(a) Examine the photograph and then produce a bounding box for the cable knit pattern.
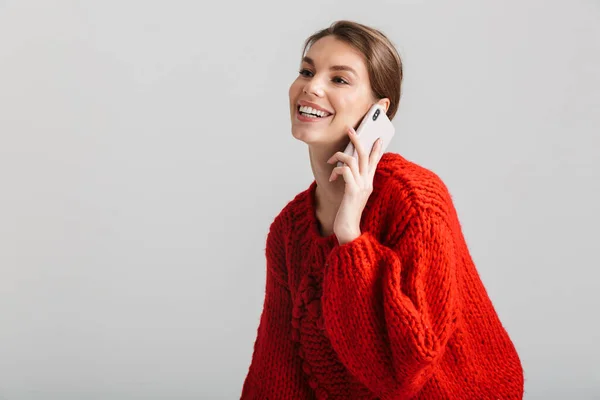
[241,152,525,399]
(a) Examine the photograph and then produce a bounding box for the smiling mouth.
[296,106,334,119]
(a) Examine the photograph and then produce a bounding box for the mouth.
[296,105,334,122]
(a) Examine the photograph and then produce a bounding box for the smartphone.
[337,103,395,168]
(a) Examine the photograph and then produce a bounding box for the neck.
[308,142,347,211]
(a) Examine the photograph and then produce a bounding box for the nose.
[303,79,325,97]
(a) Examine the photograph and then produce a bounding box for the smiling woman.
[241,20,525,400]
[288,28,401,151]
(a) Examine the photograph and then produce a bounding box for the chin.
[291,126,322,143]
[294,133,339,149]
[291,127,314,143]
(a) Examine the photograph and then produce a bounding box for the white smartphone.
[337,103,395,168]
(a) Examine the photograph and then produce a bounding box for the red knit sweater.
[241,152,524,399]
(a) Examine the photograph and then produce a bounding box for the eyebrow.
[302,56,358,77]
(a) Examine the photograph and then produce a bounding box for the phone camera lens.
[373,109,380,121]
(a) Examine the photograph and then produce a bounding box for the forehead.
[304,36,367,74]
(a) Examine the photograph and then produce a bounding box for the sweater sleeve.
[241,218,314,399]
[321,208,461,399]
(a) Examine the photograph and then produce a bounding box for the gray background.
[1,0,599,399]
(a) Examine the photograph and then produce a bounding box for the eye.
[298,69,349,85]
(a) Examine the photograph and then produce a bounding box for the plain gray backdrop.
[1,0,599,399]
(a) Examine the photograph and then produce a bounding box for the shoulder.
[267,187,306,235]
[264,187,311,286]
[265,184,311,254]
[379,152,455,216]
[263,206,291,287]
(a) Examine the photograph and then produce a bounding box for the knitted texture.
[241,152,524,399]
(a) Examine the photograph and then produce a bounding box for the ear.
[377,98,390,113]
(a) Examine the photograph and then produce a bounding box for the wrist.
[336,229,361,245]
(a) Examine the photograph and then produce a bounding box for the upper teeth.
[299,105,331,117]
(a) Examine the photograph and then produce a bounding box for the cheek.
[331,98,369,130]
[347,92,371,113]
[332,98,360,120]
[289,80,302,99]
[332,91,359,112]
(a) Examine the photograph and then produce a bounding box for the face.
[289,35,388,145]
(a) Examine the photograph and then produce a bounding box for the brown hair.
[301,20,403,120]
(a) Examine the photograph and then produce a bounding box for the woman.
[241,20,524,399]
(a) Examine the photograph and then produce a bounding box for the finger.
[341,164,356,187]
[329,165,343,182]
[348,127,368,174]
[329,165,356,186]
[369,138,383,172]
[328,151,359,179]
